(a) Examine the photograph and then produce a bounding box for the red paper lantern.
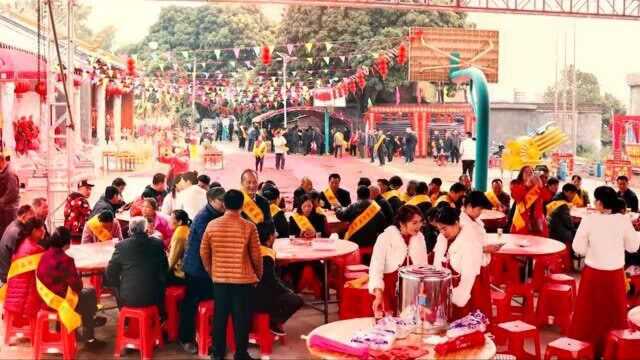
[356,70,366,90]
[397,43,407,65]
[127,57,137,76]
[348,79,357,94]
[261,46,271,65]
[35,82,47,98]
[14,81,31,97]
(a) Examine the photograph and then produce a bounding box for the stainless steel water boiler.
[397,265,452,334]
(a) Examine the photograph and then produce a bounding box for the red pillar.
[423,112,430,158]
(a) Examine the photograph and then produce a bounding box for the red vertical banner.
[423,112,430,157]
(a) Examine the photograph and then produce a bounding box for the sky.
[84,0,640,105]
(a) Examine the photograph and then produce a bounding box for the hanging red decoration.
[397,43,407,65]
[356,70,366,90]
[348,79,357,94]
[376,56,389,79]
[127,57,137,76]
[14,81,31,97]
[35,82,47,98]
[261,45,271,65]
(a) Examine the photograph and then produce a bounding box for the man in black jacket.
[293,177,314,210]
[378,178,403,214]
[141,173,167,207]
[369,185,394,227]
[336,186,386,248]
[547,183,578,253]
[617,175,639,212]
[319,173,352,210]
[240,169,275,244]
[105,217,168,316]
[91,186,122,218]
[261,186,289,239]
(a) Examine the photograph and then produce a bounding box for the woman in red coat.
[509,165,548,236]
[4,218,46,318]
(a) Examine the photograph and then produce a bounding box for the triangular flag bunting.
[182,51,189,59]
[323,69,329,74]
[214,49,221,59]
[287,44,294,55]
[229,61,236,68]
[268,45,275,54]
[233,48,240,59]
[253,47,261,57]
[201,62,206,69]
[368,98,374,108]
[245,61,251,68]
[203,72,209,79]
[305,43,313,53]
[292,71,297,77]
[306,58,313,64]
[323,57,330,65]
[340,56,346,63]
[325,42,333,52]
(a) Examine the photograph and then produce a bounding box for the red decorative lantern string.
[127,57,137,76]
[261,45,271,65]
[397,43,407,65]
[35,82,47,99]
[14,81,31,98]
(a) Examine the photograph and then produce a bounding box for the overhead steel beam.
[191,0,640,20]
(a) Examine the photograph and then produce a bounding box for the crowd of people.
[1,136,640,358]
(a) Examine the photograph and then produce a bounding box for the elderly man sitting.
[105,216,168,316]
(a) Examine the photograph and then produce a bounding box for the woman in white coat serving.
[432,204,492,320]
[370,205,428,317]
[569,186,640,357]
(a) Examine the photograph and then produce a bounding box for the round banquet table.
[628,306,640,330]
[274,238,358,323]
[305,317,496,360]
[479,209,507,233]
[487,233,566,257]
[66,240,116,272]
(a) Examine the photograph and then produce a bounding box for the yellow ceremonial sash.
[260,245,276,260]
[323,188,340,208]
[86,215,113,242]
[436,194,453,206]
[315,207,325,215]
[345,202,381,240]
[382,190,400,201]
[400,193,411,202]
[242,192,264,224]
[269,204,282,218]
[36,278,81,332]
[512,185,541,232]
[291,213,316,233]
[0,252,44,300]
[429,192,442,204]
[485,190,502,210]
[546,200,570,219]
[405,195,431,207]
[572,192,585,208]
[373,135,386,152]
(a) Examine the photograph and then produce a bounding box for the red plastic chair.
[546,273,577,298]
[297,265,322,298]
[536,284,574,334]
[227,313,285,358]
[604,329,640,360]
[3,310,35,345]
[114,306,163,359]
[339,285,374,320]
[164,285,186,342]
[504,282,536,323]
[544,337,593,360]
[491,289,510,325]
[489,255,522,286]
[494,320,542,360]
[532,254,565,291]
[33,310,77,360]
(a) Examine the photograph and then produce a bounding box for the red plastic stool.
[227,313,284,357]
[536,284,574,334]
[89,272,111,299]
[604,329,640,360]
[490,255,522,286]
[195,300,238,358]
[532,254,564,291]
[547,273,577,298]
[344,271,368,280]
[3,310,35,345]
[297,264,322,298]
[33,310,77,360]
[114,306,163,359]
[345,264,369,272]
[504,282,536,323]
[494,320,542,360]
[164,285,186,342]
[491,289,510,324]
[339,285,374,320]
[544,337,593,360]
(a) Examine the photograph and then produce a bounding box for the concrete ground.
[2,140,615,359]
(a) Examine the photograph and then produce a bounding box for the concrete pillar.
[627,73,640,115]
[80,80,91,143]
[0,82,16,150]
[113,95,122,143]
[73,86,81,147]
[96,83,106,145]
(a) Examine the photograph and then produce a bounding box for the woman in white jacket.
[369,205,428,317]
[432,206,491,320]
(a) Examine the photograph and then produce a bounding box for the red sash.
[449,265,492,321]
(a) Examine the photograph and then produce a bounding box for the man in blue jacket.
[178,186,226,354]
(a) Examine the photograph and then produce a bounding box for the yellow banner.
[0,252,43,300]
[323,188,340,208]
[345,202,381,240]
[291,213,316,233]
[382,190,400,201]
[269,204,282,218]
[242,192,264,224]
[485,190,501,210]
[36,278,81,332]
[86,215,113,242]
[405,195,430,207]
